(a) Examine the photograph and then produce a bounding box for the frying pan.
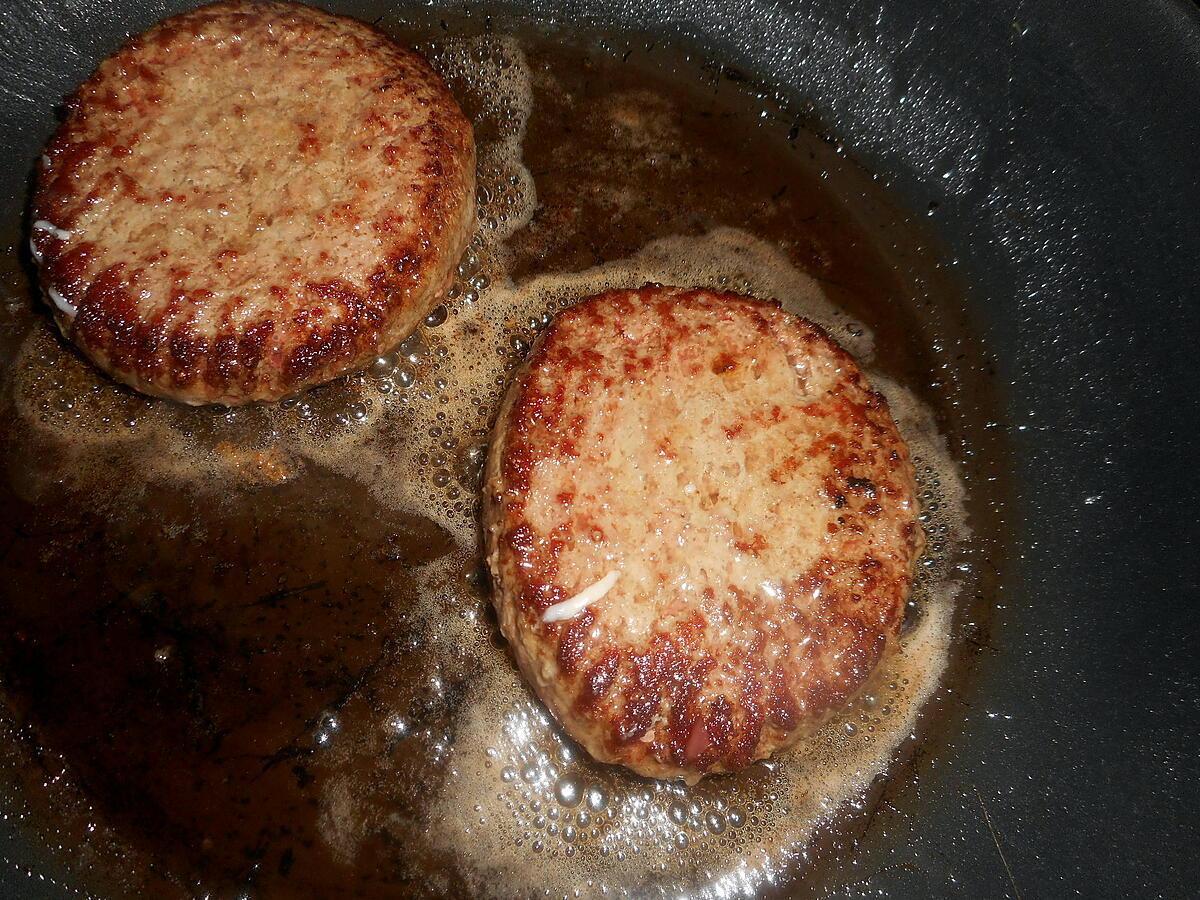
[0,0,1197,896]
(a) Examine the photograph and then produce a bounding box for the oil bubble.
[553,775,582,808]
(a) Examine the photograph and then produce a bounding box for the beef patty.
[30,0,475,405]
[485,287,924,781]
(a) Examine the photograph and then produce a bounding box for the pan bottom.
[0,17,1002,898]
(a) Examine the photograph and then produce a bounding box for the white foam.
[426,36,538,246]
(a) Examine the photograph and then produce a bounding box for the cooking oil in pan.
[0,20,1001,899]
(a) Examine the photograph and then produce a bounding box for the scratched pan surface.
[0,0,1198,898]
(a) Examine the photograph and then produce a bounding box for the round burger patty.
[30,0,475,404]
[485,287,924,781]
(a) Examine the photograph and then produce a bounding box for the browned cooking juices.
[0,16,1007,899]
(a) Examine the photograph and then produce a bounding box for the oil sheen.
[0,20,997,900]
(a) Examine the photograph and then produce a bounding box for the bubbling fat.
[416,377,965,900]
[6,35,968,897]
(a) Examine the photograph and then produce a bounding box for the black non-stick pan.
[0,0,1197,897]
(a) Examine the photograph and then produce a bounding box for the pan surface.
[0,0,1197,897]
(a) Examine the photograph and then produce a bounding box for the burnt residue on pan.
[0,13,1010,900]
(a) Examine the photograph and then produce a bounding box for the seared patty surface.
[31,0,475,404]
[485,287,923,781]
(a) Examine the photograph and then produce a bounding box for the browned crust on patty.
[484,287,924,782]
[31,0,475,404]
